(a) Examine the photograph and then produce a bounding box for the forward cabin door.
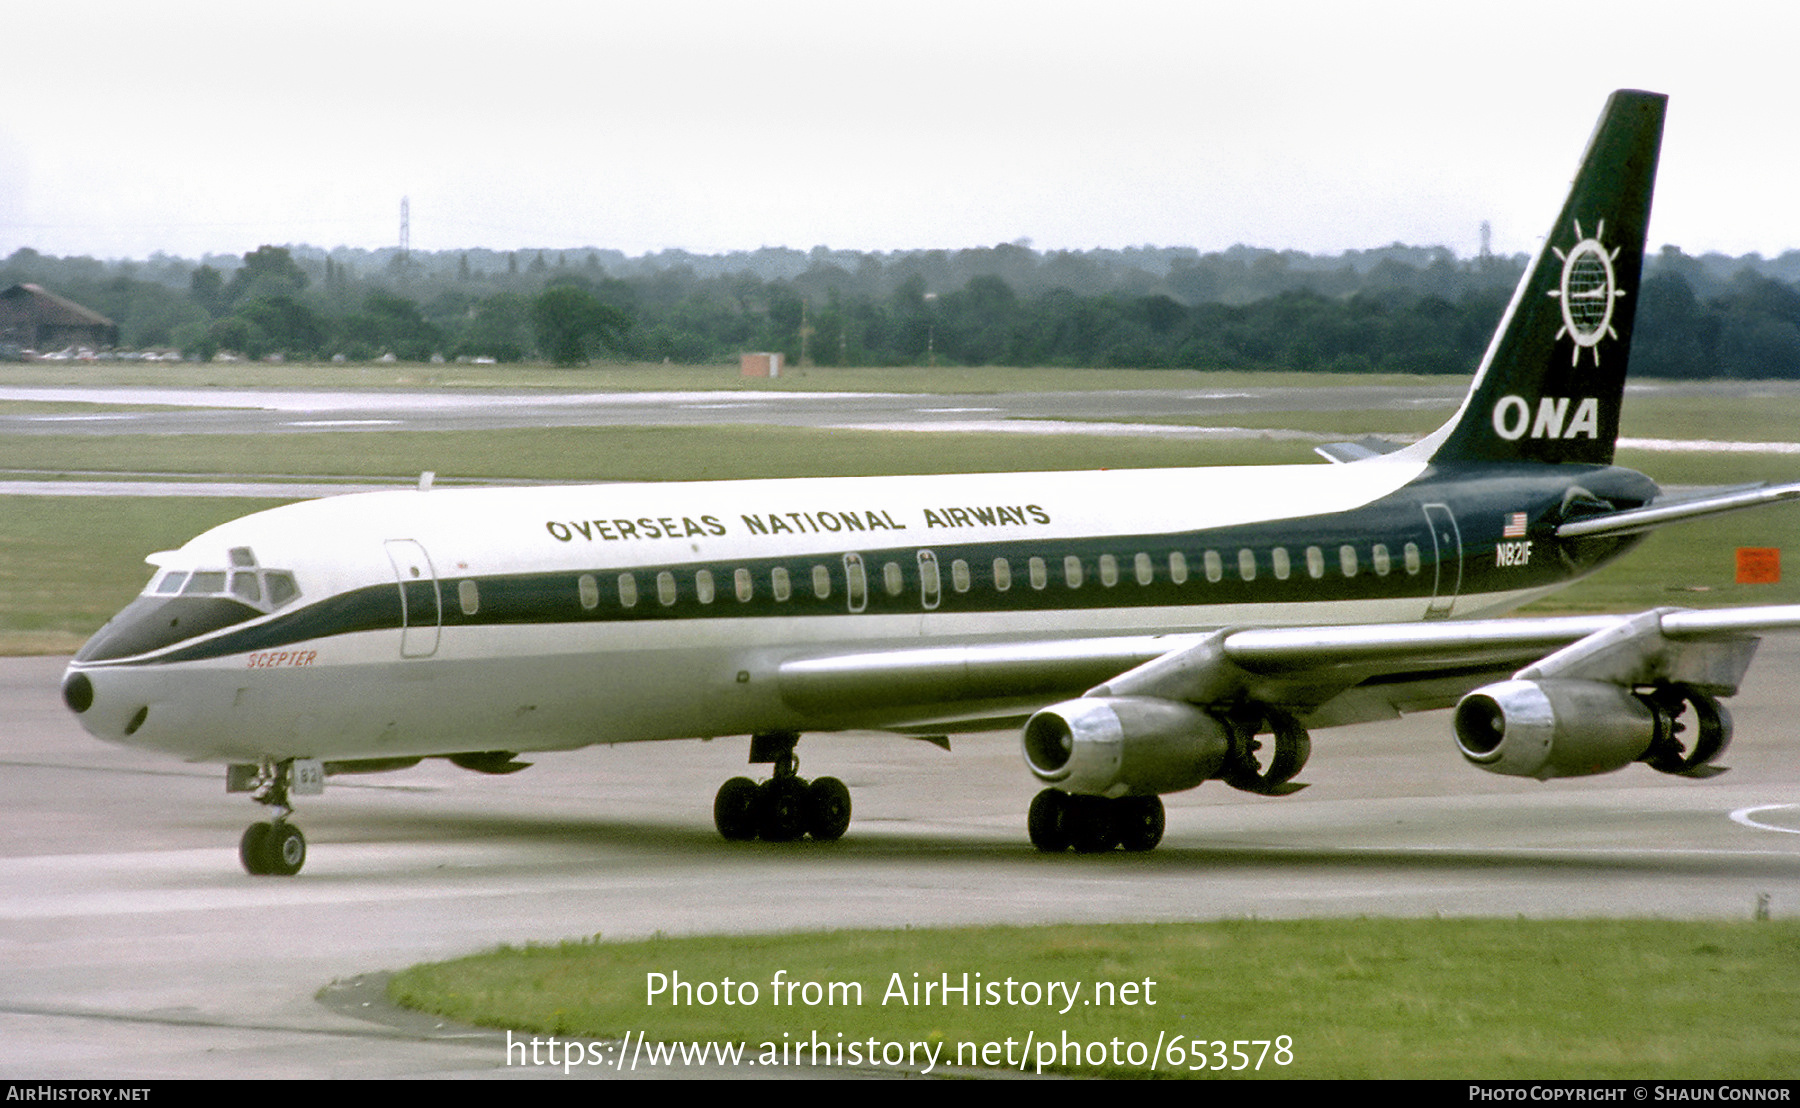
[384,539,442,658]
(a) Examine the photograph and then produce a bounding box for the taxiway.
[2,639,1797,1078]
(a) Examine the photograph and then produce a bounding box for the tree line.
[5,240,1800,378]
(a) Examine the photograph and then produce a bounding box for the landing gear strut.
[713,731,852,843]
[234,758,310,876]
[1028,789,1164,853]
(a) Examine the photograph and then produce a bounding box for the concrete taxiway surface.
[3,380,1793,442]
[0,383,1469,438]
[3,641,1799,1078]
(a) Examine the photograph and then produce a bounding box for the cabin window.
[1271,547,1291,580]
[1339,545,1359,578]
[618,573,639,608]
[458,579,480,615]
[578,574,599,610]
[993,557,1012,592]
[918,550,941,609]
[844,554,867,612]
[1306,546,1325,579]
[882,561,904,597]
[1169,551,1188,584]
[951,559,971,593]
[1238,549,1256,582]
[656,571,677,607]
[1404,542,1422,575]
[812,564,831,599]
[1063,555,1083,588]
[734,567,753,602]
[1134,552,1153,585]
[772,566,792,601]
[695,569,716,604]
[1028,557,1048,590]
[1203,550,1223,584]
[1099,554,1118,587]
[1373,544,1392,576]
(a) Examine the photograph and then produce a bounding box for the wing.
[776,604,1800,734]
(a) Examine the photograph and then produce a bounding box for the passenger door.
[384,539,442,658]
[1422,503,1462,620]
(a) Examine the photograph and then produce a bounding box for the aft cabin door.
[384,539,442,658]
[1422,503,1462,620]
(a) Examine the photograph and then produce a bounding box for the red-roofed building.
[0,283,119,351]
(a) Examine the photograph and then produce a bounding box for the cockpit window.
[145,548,301,615]
[82,548,306,663]
[183,571,227,595]
[265,571,300,608]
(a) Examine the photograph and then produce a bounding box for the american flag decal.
[1502,512,1528,538]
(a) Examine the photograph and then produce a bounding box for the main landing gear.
[1028,789,1165,854]
[713,731,851,844]
[229,758,314,876]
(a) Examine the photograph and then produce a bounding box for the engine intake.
[1022,696,1231,797]
[1452,678,1733,780]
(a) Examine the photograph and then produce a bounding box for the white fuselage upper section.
[186,459,1431,586]
[72,457,1515,764]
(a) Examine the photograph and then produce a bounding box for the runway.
[3,640,1799,1078]
[0,383,1467,438]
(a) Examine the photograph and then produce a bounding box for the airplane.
[59,89,1800,875]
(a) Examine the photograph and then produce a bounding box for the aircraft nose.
[62,669,94,714]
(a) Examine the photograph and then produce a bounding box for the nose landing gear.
[229,758,316,875]
[240,819,306,876]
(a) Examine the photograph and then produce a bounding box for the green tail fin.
[1415,90,1666,466]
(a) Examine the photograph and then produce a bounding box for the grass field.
[386,918,1800,1079]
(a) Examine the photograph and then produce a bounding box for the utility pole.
[799,299,812,368]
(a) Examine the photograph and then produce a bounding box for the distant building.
[0,284,119,351]
[740,351,782,378]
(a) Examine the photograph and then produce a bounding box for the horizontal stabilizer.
[1556,480,1800,539]
[1314,437,1409,463]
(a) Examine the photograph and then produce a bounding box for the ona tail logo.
[1491,394,1601,441]
[1547,217,1627,367]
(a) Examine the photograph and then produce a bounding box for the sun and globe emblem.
[1547,217,1627,367]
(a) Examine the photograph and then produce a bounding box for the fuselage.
[62,456,1654,765]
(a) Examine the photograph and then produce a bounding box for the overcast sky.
[5,0,1797,263]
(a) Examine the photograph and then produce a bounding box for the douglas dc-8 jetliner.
[61,90,1800,874]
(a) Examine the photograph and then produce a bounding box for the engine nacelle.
[1453,678,1663,780]
[1022,696,1231,797]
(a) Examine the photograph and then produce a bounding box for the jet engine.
[1021,696,1232,797]
[1452,679,1731,779]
